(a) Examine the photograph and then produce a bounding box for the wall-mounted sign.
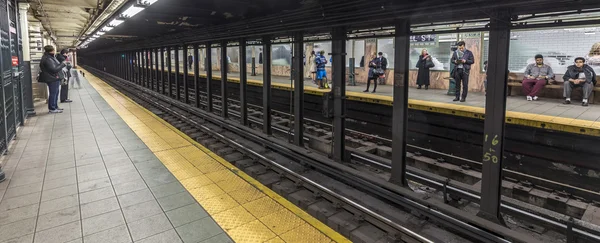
[410,34,438,47]
[11,56,18,66]
[459,32,482,39]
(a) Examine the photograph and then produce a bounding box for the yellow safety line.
[83,68,351,243]
[149,67,600,136]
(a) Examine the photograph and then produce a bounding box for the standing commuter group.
[38,45,80,113]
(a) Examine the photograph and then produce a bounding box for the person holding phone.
[563,57,597,106]
[451,41,475,102]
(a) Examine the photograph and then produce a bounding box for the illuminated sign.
[410,34,438,47]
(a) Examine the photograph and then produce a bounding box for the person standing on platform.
[364,53,384,93]
[522,54,554,101]
[563,57,597,106]
[416,49,434,90]
[377,52,388,85]
[483,60,488,95]
[188,52,193,69]
[39,45,66,113]
[307,51,316,83]
[56,49,73,103]
[315,50,328,89]
[451,41,474,102]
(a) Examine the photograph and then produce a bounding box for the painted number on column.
[483,134,499,164]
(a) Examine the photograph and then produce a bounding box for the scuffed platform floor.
[0,69,346,243]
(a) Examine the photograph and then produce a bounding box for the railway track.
[85,66,600,243]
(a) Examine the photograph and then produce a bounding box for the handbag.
[373,68,385,76]
[425,58,435,68]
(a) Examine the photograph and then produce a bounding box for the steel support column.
[331,27,346,162]
[175,46,180,100]
[206,43,213,112]
[193,44,200,108]
[239,38,248,126]
[167,47,172,97]
[220,42,228,118]
[138,51,143,85]
[262,36,272,135]
[125,52,128,81]
[390,19,411,186]
[142,50,147,87]
[154,48,159,91]
[160,48,165,94]
[146,49,150,87]
[136,51,141,84]
[293,32,304,146]
[149,49,153,89]
[183,45,189,104]
[477,9,511,225]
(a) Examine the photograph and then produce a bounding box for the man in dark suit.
[451,41,475,102]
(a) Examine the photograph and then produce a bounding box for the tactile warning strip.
[84,70,350,243]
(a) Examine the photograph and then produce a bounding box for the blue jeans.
[47,80,60,110]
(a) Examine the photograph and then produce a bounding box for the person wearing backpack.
[39,45,67,113]
[56,49,73,103]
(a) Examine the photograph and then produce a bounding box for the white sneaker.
[583,98,588,103]
[526,96,532,101]
[533,96,539,101]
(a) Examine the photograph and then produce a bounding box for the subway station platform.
[192,70,600,136]
[0,70,347,243]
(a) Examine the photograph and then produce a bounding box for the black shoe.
[453,97,460,102]
[425,86,429,90]
[583,102,589,107]
[363,90,369,92]
[417,86,422,89]
[371,90,376,93]
[61,99,73,103]
[564,100,571,104]
[460,99,466,102]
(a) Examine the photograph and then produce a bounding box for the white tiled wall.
[507,29,600,74]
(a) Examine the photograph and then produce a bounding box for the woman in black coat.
[416,49,433,90]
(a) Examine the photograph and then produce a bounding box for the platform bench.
[507,80,600,104]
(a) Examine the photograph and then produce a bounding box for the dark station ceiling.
[85,0,306,49]
[80,0,600,54]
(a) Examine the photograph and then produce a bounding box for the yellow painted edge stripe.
[85,68,351,243]
[148,67,600,136]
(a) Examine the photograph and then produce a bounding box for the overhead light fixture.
[97,31,105,35]
[584,31,596,35]
[109,18,125,27]
[102,26,114,32]
[143,0,159,5]
[93,34,100,38]
[122,5,144,18]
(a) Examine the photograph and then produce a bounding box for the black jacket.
[563,64,597,85]
[451,49,475,71]
[39,53,66,83]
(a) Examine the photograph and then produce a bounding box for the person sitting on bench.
[563,57,597,106]
[522,54,554,101]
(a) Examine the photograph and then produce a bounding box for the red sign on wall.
[11,56,18,66]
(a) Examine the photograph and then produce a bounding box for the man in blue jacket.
[315,50,328,89]
[451,41,475,102]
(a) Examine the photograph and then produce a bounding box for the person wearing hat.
[39,45,67,113]
[522,54,554,101]
[56,49,73,103]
